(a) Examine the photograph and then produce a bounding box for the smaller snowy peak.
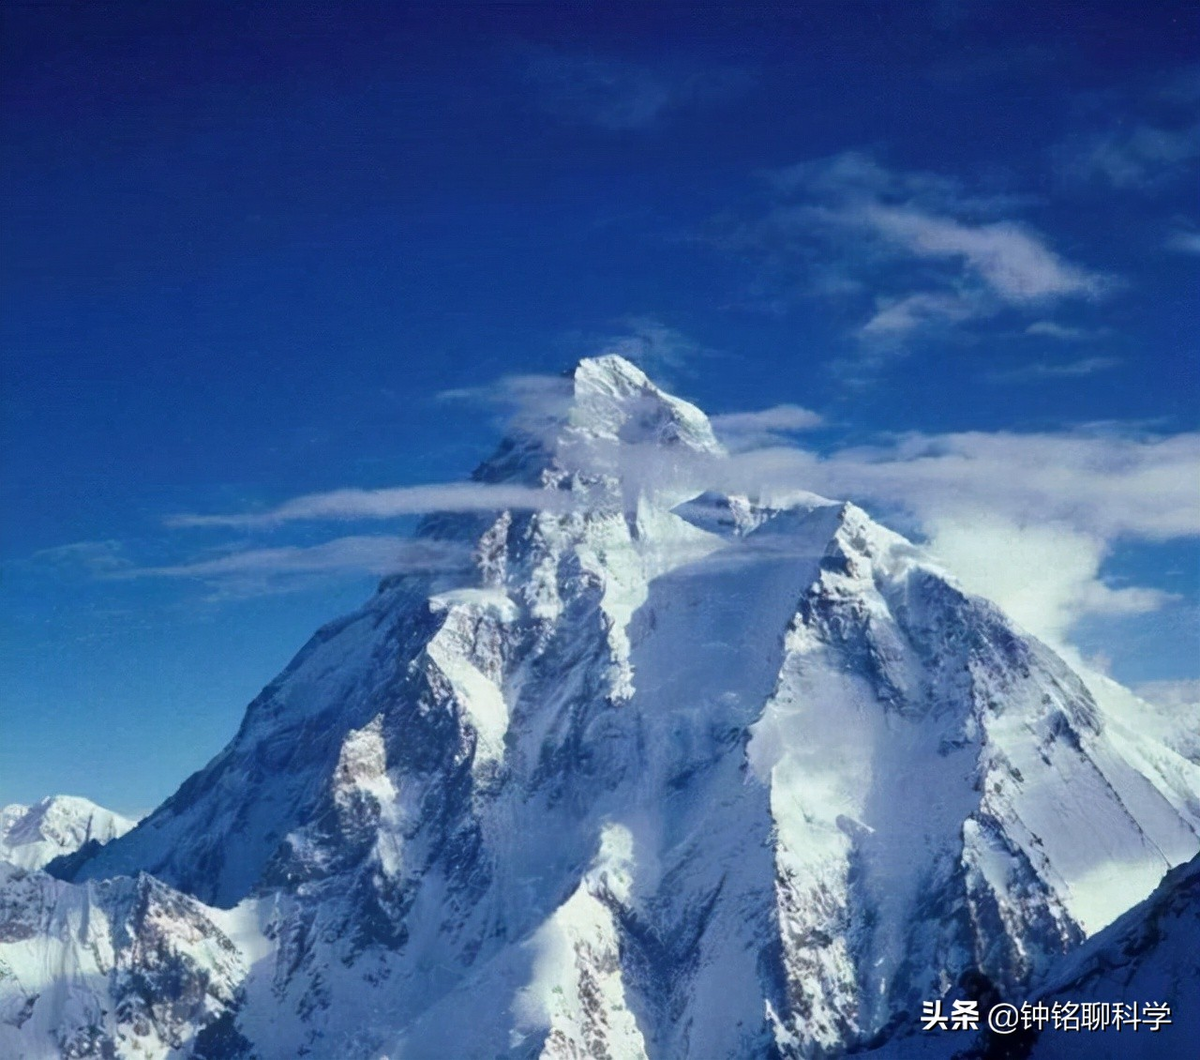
[825,500,917,561]
[569,355,722,454]
[0,795,135,871]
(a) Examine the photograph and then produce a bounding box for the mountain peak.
[17,360,1199,1060]
[0,794,135,871]
[471,354,721,497]
[574,352,650,387]
[569,354,721,453]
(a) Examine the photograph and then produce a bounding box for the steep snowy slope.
[1027,852,1199,1059]
[27,356,1198,1058]
[864,853,1200,1059]
[1,797,135,871]
[48,574,453,909]
[0,862,254,1058]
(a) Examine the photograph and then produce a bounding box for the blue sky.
[2,1,1197,815]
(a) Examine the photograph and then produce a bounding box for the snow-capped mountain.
[5,356,1197,1058]
[0,797,135,872]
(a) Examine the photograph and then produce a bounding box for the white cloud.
[32,539,131,573]
[710,404,823,435]
[1025,321,1093,341]
[1129,676,1200,763]
[183,419,1196,613]
[441,320,708,428]
[800,430,1200,541]
[588,420,1193,649]
[437,372,574,435]
[157,363,1197,648]
[923,516,1173,646]
[437,373,571,407]
[594,316,710,373]
[1056,122,1200,190]
[992,356,1121,382]
[856,205,1106,303]
[581,424,1200,548]
[168,481,573,529]
[765,150,1025,214]
[1166,229,1200,255]
[181,323,708,532]
[1052,66,1200,194]
[735,151,1108,355]
[860,291,980,337]
[125,536,468,579]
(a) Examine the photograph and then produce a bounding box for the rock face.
[6,356,1197,1058]
[0,798,135,874]
[0,863,249,1059]
[860,853,1200,1059]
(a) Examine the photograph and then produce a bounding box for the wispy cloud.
[168,482,573,529]
[919,515,1176,646]
[1053,64,1200,193]
[439,319,710,432]
[991,356,1121,383]
[191,323,715,532]
[31,539,131,573]
[1055,122,1200,191]
[1129,677,1200,762]
[589,316,713,375]
[855,205,1106,302]
[569,418,1190,647]
[711,404,823,435]
[725,151,1108,363]
[521,49,748,131]
[115,536,471,598]
[1134,678,1200,711]
[781,429,1200,543]
[1025,321,1103,342]
[764,150,1027,214]
[437,372,574,435]
[135,363,1200,641]
[451,381,1200,550]
[123,536,467,579]
[859,291,979,338]
[437,373,570,407]
[1166,228,1200,255]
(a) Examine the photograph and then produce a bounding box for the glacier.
[3,355,1197,1058]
